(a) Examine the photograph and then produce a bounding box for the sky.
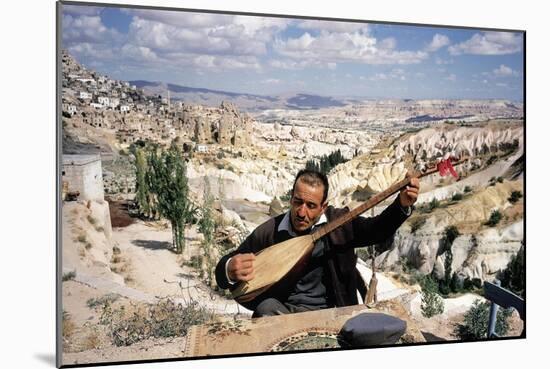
[61,4,524,101]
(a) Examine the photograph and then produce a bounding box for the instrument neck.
[311,164,443,243]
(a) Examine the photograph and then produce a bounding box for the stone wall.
[62,154,105,201]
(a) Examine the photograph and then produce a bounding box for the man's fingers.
[236,269,255,281]
[237,266,254,275]
[238,253,256,262]
[240,272,255,282]
[406,187,418,194]
[238,260,254,269]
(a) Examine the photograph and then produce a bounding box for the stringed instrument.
[231,158,466,309]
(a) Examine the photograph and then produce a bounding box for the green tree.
[444,226,460,246]
[508,190,523,204]
[305,159,320,172]
[428,198,440,212]
[305,149,348,174]
[439,250,453,295]
[450,272,462,293]
[485,210,503,227]
[134,147,154,218]
[147,145,196,254]
[499,244,525,298]
[437,226,460,295]
[421,276,444,318]
[198,177,217,283]
[453,299,512,340]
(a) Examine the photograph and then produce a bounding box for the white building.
[77,78,97,86]
[90,102,103,109]
[67,105,77,115]
[62,154,104,201]
[98,96,110,106]
[79,91,91,99]
[120,105,130,113]
[109,98,120,109]
[196,144,208,153]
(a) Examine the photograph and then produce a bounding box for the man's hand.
[228,253,256,283]
[399,172,420,208]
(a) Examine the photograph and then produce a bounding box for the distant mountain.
[129,80,346,111]
[286,94,346,109]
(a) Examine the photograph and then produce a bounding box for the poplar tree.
[147,145,196,254]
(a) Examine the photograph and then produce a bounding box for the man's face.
[289,179,327,234]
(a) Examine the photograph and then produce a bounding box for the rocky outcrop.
[218,115,233,145]
[393,124,523,166]
[377,179,524,282]
[194,116,212,143]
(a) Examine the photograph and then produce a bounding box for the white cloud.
[426,34,450,52]
[63,4,103,17]
[445,74,457,82]
[368,68,409,81]
[296,19,368,33]
[379,37,397,50]
[120,44,160,62]
[274,30,427,66]
[370,73,388,81]
[493,64,519,77]
[123,9,232,29]
[435,57,453,65]
[64,8,290,75]
[448,31,523,55]
[62,14,124,45]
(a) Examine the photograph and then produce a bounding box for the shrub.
[485,210,503,227]
[87,293,121,309]
[463,186,472,193]
[62,271,76,282]
[77,234,87,243]
[428,198,440,211]
[444,226,460,247]
[451,193,463,201]
[453,299,512,340]
[99,299,214,346]
[499,246,525,298]
[410,217,427,233]
[421,276,444,318]
[508,190,523,204]
[62,310,76,338]
[463,277,483,290]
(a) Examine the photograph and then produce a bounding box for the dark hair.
[292,169,329,204]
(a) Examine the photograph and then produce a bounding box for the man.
[215,169,420,317]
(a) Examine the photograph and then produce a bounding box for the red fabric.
[437,158,458,179]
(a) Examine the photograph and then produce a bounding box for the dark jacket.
[215,196,411,308]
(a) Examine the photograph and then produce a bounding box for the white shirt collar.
[278,211,328,237]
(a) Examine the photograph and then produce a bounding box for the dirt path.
[110,221,247,315]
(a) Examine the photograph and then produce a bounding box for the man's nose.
[297,204,307,217]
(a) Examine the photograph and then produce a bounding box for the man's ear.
[320,201,328,213]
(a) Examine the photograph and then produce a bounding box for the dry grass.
[81,330,101,350]
[98,299,215,346]
[62,311,77,338]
